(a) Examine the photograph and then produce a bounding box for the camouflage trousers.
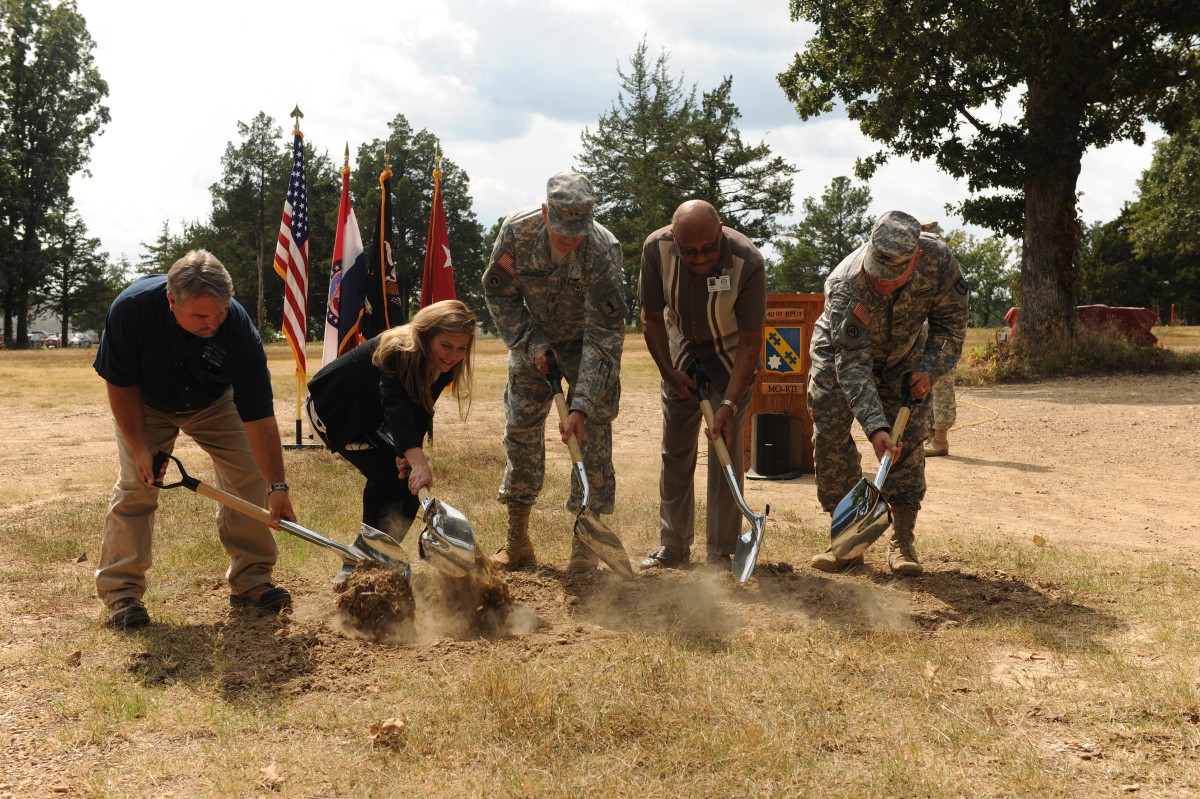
[807,373,932,513]
[498,350,619,514]
[930,372,957,429]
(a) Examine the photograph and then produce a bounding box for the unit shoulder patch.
[954,277,969,296]
[836,316,869,350]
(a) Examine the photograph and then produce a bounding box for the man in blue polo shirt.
[94,250,296,629]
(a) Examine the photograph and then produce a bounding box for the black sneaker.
[230,582,292,612]
[107,597,150,630]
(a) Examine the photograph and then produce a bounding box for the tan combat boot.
[809,548,864,572]
[887,507,923,576]
[567,533,599,573]
[924,429,950,457]
[810,511,863,572]
[490,501,535,570]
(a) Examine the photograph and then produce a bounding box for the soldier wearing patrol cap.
[481,172,628,573]
[807,210,969,576]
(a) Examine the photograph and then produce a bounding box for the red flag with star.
[420,160,457,308]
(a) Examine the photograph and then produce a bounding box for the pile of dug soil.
[418,553,514,635]
[334,565,415,638]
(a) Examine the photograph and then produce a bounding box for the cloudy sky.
[71,0,1158,266]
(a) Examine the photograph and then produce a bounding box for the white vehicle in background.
[69,332,93,347]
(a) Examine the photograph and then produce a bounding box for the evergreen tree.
[351,113,486,329]
[33,203,119,339]
[769,176,872,293]
[0,0,108,347]
[579,40,796,320]
[209,112,290,331]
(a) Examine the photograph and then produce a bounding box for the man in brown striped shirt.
[637,200,766,570]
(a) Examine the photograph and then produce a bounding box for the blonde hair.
[372,299,475,418]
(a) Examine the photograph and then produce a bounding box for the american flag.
[273,131,310,381]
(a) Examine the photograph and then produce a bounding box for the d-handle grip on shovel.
[544,351,589,508]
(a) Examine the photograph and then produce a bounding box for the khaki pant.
[96,389,277,607]
[656,381,750,557]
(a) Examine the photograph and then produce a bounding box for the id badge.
[707,275,731,292]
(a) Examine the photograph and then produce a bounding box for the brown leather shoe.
[107,597,150,630]
[230,582,292,612]
[639,546,689,570]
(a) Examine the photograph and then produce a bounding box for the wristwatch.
[269,482,289,494]
[720,398,738,414]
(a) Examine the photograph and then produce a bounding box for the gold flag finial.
[290,105,304,137]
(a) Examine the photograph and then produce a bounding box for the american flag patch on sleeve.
[852,303,871,325]
[496,252,516,275]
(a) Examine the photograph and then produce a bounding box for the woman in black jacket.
[306,300,476,581]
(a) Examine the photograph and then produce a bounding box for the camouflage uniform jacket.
[809,232,969,437]
[482,206,627,417]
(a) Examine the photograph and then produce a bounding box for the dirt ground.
[2,368,1198,796]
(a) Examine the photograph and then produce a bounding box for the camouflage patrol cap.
[545,172,596,237]
[864,211,921,280]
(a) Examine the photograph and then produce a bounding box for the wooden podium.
[741,293,825,477]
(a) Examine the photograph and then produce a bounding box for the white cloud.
[70,0,1156,266]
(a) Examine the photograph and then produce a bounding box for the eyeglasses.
[678,233,722,258]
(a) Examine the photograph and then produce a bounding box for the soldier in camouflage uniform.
[808,211,968,576]
[925,372,957,457]
[920,220,956,458]
[481,172,628,573]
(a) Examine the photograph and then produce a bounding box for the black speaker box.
[746,412,805,480]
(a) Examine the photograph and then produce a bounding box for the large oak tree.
[778,0,1199,351]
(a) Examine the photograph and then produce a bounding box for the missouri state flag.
[321,152,367,367]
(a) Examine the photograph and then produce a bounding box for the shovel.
[152,452,411,579]
[828,375,922,560]
[415,486,478,579]
[691,361,769,583]
[544,351,635,581]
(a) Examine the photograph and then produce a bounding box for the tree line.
[4,1,1197,354]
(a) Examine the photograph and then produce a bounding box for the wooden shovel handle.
[892,405,912,446]
[194,482,272,525]
[418,486,432,504]
[697,397,735,470]
[552,393,585,463]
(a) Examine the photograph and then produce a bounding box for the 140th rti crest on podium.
[744,297,824,479]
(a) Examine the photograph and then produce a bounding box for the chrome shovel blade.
[829,481,892,560]
[418,497,477,578]
[574,510,635,581]
[732,507,767,583]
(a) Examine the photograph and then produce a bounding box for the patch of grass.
[958,323,1200,384]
